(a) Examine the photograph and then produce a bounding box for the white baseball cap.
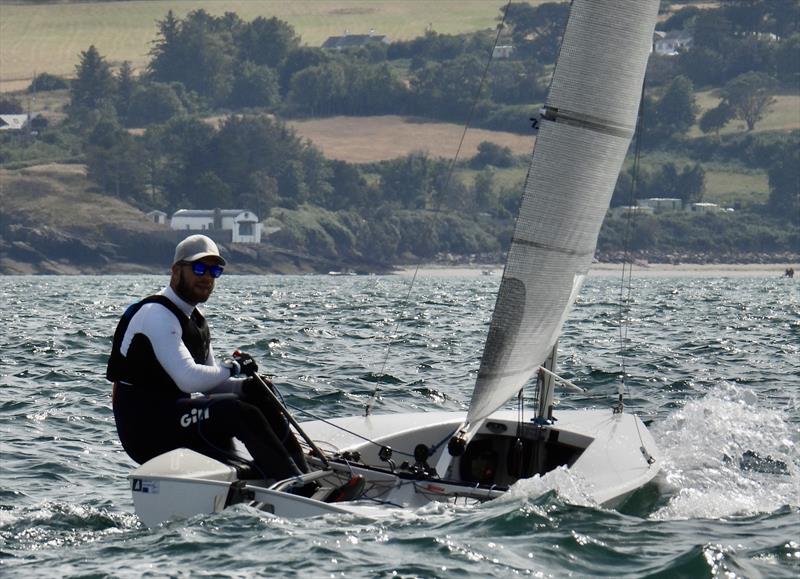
[173,234,226,266]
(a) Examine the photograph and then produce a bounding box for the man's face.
[171,258,221,305]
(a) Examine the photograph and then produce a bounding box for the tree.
[0,96,23,113]
[473,167,496,212]
[471,141,515,168]
[411,54,485,120]
[720,71,777,131]
[329,160,370,209]
[227,61,279,109]
[28,73,68,93]
[288,61,348,116]
[115,61,136,123]
[380,152,433,209]
[236,16,299,68]
[767,146,799,217]
[489,60,545,105]
[678,47,726,87]
[191,171,233,208]
[147,116,215,210]
[676,164,706,204]
[699,103,733,136]
[691,10,734,53]
[70,45,115,115]
[241,171,278,218]
[504,2,569,63]
[279,47,330,94]
[724,36,776,80]
[84,115,147,202]
[654,75,698,137]
[127,82,185,127]
[148,10,236,105]
[775,33,800,85]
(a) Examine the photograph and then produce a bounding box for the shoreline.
[1,257,797,278]
[393,262,799,278]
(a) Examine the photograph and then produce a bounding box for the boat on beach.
[128,0,662,529]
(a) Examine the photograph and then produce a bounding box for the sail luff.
[465,0,660,426]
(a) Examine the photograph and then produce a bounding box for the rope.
[615,82,648,413]
[290,402,415,458]
[364,0,515,417]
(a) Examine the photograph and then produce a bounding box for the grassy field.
[0,163,162,230]
[288,115,535,163]
[0,0,542,91]
[691,89,800,136]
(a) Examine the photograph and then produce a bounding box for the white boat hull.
[129,408,659,527]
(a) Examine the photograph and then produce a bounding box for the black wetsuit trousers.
[113,382,309,481]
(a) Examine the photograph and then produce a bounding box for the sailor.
[107,234,309,481]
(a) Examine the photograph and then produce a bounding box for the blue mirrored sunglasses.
[185,261,224,278]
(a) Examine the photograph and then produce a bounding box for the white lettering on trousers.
[180,407,210,428]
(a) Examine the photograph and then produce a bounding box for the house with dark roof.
[321,30,390,50]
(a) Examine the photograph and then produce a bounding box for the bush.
[126,83,185,127]
[0,96,24,114]
[470,141,516,169]
[28,73,68,92]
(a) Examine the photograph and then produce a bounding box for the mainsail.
[465,0,660,426]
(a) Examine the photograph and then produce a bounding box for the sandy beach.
[394,263,800,278]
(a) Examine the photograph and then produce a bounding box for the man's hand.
[222,358,241,377]
[232,351,259,377]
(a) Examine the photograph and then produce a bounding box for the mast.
[536,342,558,422]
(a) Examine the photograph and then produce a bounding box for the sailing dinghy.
[129,0,661,528]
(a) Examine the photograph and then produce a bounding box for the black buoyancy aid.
[106,295,211,399]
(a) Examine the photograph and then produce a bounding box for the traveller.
[107,234,309,481]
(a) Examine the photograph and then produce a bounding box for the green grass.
[690,89,800,136]
[455,165,528,191]
[703,169,769,206]
[0,0,542,90]
[631,153,769,207]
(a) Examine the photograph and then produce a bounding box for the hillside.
[0,164,355,274]
[0,1,796,273]
[0,0,544,91]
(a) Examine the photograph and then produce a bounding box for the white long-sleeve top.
[120,286,242,394]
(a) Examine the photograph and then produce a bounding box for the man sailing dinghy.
[125,0,662,528]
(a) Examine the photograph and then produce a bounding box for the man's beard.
[175,270,210,304]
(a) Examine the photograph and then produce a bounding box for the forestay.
[466,0,660,426]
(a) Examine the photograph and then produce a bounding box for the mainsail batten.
[465,0,660,426]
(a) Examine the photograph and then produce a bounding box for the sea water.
[1,273,798,578]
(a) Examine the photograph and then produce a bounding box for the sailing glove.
[233,351,259,377]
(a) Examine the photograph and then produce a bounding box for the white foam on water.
[650,383,799,520]
[501,465,598,508]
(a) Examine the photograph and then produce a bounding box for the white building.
[145,210,168,225]
[170,209,262,243]
[688,202,726,214]
[0,114,28,131]
[492,45,514,59]
[653,31,693,56]
[637,198,683,212]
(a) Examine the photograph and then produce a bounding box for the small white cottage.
[170,209,262,243]
[145,210,168,225]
